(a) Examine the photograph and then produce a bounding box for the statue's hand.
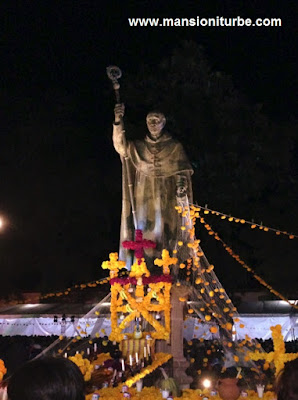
[176,186,187,197]
[114,103,125,123]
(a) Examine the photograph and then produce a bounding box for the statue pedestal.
[170,286,193,389]
[172,357,193,390]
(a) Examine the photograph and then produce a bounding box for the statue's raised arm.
[113,103,126,157]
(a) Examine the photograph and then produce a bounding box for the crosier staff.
[106,66,137,230]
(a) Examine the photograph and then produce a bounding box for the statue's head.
[146,112,166,140]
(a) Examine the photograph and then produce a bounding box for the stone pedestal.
[170,286,193,389]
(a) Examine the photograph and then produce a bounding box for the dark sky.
[0,1,297,295]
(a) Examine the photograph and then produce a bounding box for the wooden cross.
[248,324,298,376]
[122,229,156,264]
[102,252,126,278]
[154,249,178,275]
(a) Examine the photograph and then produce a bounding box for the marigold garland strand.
[195,211,298,310]
[192,204,297,239]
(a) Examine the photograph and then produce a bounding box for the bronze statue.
[107,65,194,268]
[113,105,193,267]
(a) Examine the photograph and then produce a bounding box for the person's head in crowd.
[7,356,85,400]
[275,358,298,400]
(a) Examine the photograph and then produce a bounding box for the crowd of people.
[1,352,298,399]
[0,335,298,399]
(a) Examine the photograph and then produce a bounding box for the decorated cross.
[102,252,126,278]
[154,249,178,275]
[122,229,156,264]
[248,324,298,376]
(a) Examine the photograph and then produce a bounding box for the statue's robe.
[113,124,193,268]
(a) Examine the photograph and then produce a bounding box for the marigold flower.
[210,326,218,334]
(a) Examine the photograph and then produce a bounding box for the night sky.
[0,1,297,296]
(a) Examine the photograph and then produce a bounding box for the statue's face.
[146,112,166,140]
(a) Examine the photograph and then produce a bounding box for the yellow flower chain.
[124,352,172,387]
[194,204,297,239]
[194,209,298,310]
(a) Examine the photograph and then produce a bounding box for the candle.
[86,347,90,355]
[135,352,139,364]
[144,346,147,358]
[94,343,97,352]
[121,358,125,371]
[236,367,242,379]
[147,343,151,355]
[129,354,133,366]
[64,352,67,358]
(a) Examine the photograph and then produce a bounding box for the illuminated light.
[23,304,38,308]
[202,378,211,389]
[228,217,233,221]
[221,215,226,219]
